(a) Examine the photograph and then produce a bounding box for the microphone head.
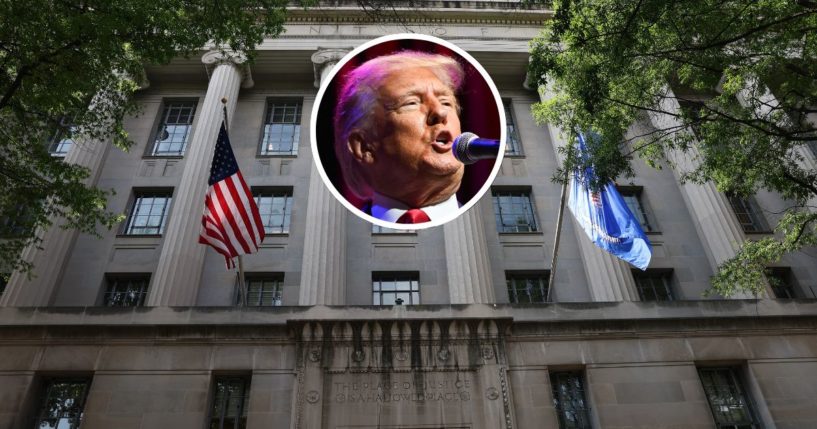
[453,132,479,165]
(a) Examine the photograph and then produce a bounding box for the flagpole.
[221,97,248,307]
[547,169,569,303]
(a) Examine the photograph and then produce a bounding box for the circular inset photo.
[311,34,505,229]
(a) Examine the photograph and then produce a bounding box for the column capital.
[311,47,351,88]
[202,50,254,88]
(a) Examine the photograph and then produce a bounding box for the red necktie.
[396,209,431,224]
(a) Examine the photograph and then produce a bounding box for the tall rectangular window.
[103,275,150,307]
[618,187,654,232]
[125,191,173,235]
[503,100,523,156]
[632,270,674,301]
[550,371,592,429]
[492,190,539,233]
[373,273,420,305]
[698,367,761,429]
[260,99,302,155]
[765,267,799,299]
[151,100,197,156]
[243,276,283,306]
[35,378,92,429]
[807,141,817,159]
[209,376,250,429]
[727,195,768,233]
[48,122,75,157]
[253,189,292,234]
[506,272,549,303]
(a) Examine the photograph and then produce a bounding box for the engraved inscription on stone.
[331,375,473,404]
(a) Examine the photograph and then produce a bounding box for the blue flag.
[567,133,652,270]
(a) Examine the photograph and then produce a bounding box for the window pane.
[35,379,91,429]
[261,100,302,155]
[506,273,549,303]
[243,277,283,307]
[492,190,539,233]
[633,270,674,301]
[152,101,196,156]
[373,273,419,306]
[698,368,760,428]
[727,195,768,233]
[210,377,249,429]
[254,190,292,234]
[104,276,150,307]
[550,372,592,429]
[126,192,172,235]
[503,100,522,156]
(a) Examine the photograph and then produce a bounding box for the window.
[550,371,592,429]
[372,273,420,305]
[503,100,523,156]
[243,276,283,306]
[260,99,302,155]
[151,100,196,156]
[372,224,413,234]
[124,191,173,235]
[727,194,768,233]
[209,376,250,429]
[103,275,150,307]
[492,190,539,233]
[698,367,761,429]
[765,267,799,299]
[807,141,817,159]
[618,187,654,232]
[34,378,91,429]
[632,270,674,301]
[506,272,549,303]
[0,274,7,297]
[48,122,75,157]
[253,189,292,234]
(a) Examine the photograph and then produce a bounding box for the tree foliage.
[528,0,817,296]
[0,0,294,275]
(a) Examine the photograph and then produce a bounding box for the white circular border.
[309,33,507,230]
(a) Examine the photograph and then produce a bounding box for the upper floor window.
[260,99,302,156]
[243,275,284,306]
[807,140,817,159]
[726,194,769,233]
[493,189,540,233]
[151,100,197,156]
[103,274,150,307]
[209,376,250,429]
[506,272,549,303]
[372,224,414,234]
[550,371,592,429]
[373,272,420,305]
[253,189,292,234]
[48,121,75,157]
[124,190,173,235]
[618,186,654,232]
[632,269,674,301]
[698,367,761,429]
[0,274,7,298]
[503,100,523,156]
[35,378,92,429]
[765,267,799,299]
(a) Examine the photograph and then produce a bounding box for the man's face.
[363,66,464,206]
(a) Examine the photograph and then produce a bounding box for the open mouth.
[431,131,453,153]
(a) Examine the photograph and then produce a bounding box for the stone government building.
[2,1,817,428]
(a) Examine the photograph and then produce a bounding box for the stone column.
[146,50,251,306]
[539,88,639,301]
[298,48,350,305]
[445,207,495,303]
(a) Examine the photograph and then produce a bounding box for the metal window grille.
[243,277,283,306]
[253,190,292,234]
[504,100,522,156]
[152,101,196,156]
[209,377,250,429]
[492,190,539,233]
[506,273,549,303]
[125,192,172,235]
[550,371,592,429]
[35,378,91,429]
[372,274,420,305]
[104,276,149,307]
[698,367,761,429]
[48,125,75,157]
[727,195,768,233]
[765,267,798,299]
[619,189,653,232]
[261,100,302,155]
[633,271,674,301]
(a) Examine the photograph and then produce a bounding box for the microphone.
[453,132,500,165]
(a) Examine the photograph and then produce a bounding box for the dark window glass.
[243,277,283,306]
[618,188,653,232]
[261,99,302,155]
[0,203,35,238]
[765,267,799,299]
[492,190,539,233]
[35,378,91,429]
[104,275,150,307]
[806,141,817,159]
[698,367,761,429]
[48,122,75,157]
[125,191,172,235]
[253,190,292,234]
[372,273,420,305]
[152,101,197,156]
[504,100,522,156]
[726,195,768,233]
[209,377,250,429]
[550,371,592,429]
[633,270,674,301]
[506,272,549,303]
[0,274,6,297]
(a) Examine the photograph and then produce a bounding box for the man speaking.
[333,51,466,224]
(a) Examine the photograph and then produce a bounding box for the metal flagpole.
[547,169,569,303]
[221,97,248,307]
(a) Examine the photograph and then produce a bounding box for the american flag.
[198,123,265,268]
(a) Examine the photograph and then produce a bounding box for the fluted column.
[146,51,250,306]
[540,87,640,301]
[298,48,350,305]
[445,206,495,303]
